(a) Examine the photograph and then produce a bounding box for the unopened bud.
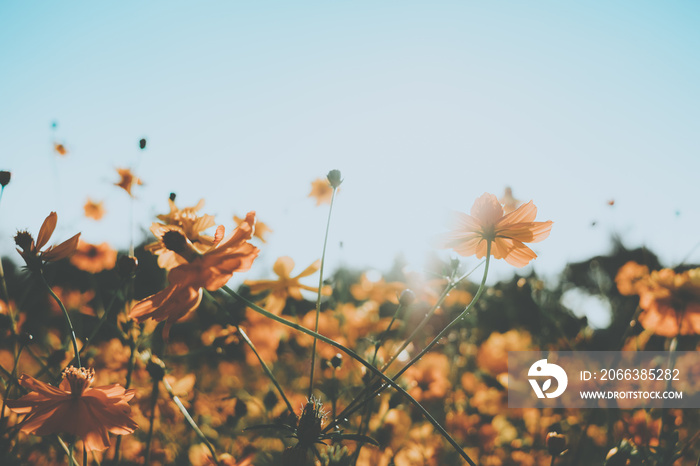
[234,399,248,418]
[388,391,403,410]
[546,432,567,456]
[399,289,416,306]
[0,171,10,187]
[330,353,343,369]
[117,255,138,279]
[146,357,166,381]
[326,169,342,188]
[14,230,34,252]
[263,390,278,410]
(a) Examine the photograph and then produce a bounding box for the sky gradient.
[1,1,699,295]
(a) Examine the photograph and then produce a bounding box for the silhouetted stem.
[144,379,159,465]
[239,326,294,415]
[163,377,218,463]
[309,187,337,399]
[221,285,476,466]
[40,271,81,369]
[327,259,485,433]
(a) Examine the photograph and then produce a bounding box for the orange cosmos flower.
[244,256,331,315]
[130,212,259,337]
[70,241,118,273]
[440,193,553,267]
[114,168,142,197]
[84,198,105,220]
[14,212,80,271]
[308,178,334,205]
[6,367,138,452]
[636,268,700,337]
[146,198,218,270]
[54,142,68,156]
[615,261,650,296]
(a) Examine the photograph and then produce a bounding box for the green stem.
[388,243,491,388]
[60,437,79,466]
[40,271,81,369]
[222,285,476,466]
[0,258,10,303]
[326,259,484,433]
[324,246,490,436]
[162,377,219,464]
[371,301,404,366]
[238,326,295,415]
[144,379,159,466]
[380,259,484,374]
[309,187,337,399]
[0,344,24,428]
[352,301,406,465]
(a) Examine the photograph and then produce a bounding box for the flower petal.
[36,212,58,250]
[42,232,81,262]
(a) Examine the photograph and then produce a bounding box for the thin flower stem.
[0,344,25,428]
[83,443,88,466]
[324,248,491,436]
[309,187,337,399]
[0,258,10,303]
[114,272,138,463]
[238,326,295,415]
[327,260,485,432]
[352,301,407,465]
[40,271,81,369]
[58,436,79,466]
[144,379,159,466]
[371,302,404,366]
[221,285,477,466]
[380,259,484,374]
[162,377,219,464]
[388,243,491,389]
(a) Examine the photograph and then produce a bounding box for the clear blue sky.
[1,1,699,289]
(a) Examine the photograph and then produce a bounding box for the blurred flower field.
[0,162,699,466]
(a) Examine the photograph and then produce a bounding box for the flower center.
[62,366,95,396]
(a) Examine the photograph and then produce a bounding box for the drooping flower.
[70,241,118,273]
[6,367,138,452]
[440,193,553,267]
[114,168,142,197]
[308,178,334,206]
[84,198,105,220]
[14,212,80,271]
[245,256,331,315]
[145,198,218,270]
[130,212,259,337]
